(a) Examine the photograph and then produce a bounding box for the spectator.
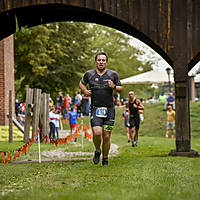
[49,106,56,139]
[149,96,156,103]
[81,94,90,116]
[165,105,175,139]
[54,109,61,139]
[57,92,63,109]
[67,106,79,136]
[122,108,130,143]
[49,97,54,107]
[121,96,127,105]
[159,92,166,103]
[164,92,175,110]
[74,91,82,117]
[62,95,69,120]
[67,94,72,107]
[15,99,20,119]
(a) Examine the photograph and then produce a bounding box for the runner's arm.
[79,82,92,96]
[108,80,123,91]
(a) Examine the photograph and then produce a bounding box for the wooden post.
[9,90,13,143]
[24,88,34,143]
[40,93,47,138]
[169,74,198,156]
[168,1,198,157]
[32,88,42,137]
[39,93,44,138]
[46,94,50,139]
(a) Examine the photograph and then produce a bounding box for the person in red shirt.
[62,95,69,120]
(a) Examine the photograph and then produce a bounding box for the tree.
[87,24,152,79]
[14,22,152,101]
[14,22,93,101]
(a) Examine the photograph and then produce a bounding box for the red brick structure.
[190,76,196,102]
[0,35,15,126]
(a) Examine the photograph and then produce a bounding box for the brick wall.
[0,35,15,126]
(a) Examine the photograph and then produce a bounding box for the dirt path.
[12,143,119,164]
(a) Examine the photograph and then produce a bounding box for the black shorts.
[90,106,115,131]
[129,117,140,129]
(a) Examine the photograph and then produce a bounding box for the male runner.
[128,91,144,147]
[79,52,123,166]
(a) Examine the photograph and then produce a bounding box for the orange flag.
[85,131,92,139]
[6,151,10,164]
[10,152,13,162]
[68,136,73,143]
[55,140,58,147]
[81,123,88,130]
[13,151,17,161]
[2,152,6,164]
[71,135,76,141]
[65,137,69,144]
[74,130,80,137]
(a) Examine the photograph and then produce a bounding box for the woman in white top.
[49,106,56,139]
[54,109,60,139]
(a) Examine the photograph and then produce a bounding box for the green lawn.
[0,102,200,200]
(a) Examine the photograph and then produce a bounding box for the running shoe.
[135,143,138,147]
[102,157,109,166]
[93,150,101,164]
[128,140,130,143]
[132,141,135,147]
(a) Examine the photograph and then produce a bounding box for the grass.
[0,102,200,200]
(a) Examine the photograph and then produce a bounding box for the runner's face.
[129,93,134,100]
[96,55,107,71]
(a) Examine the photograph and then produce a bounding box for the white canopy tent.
[121,70,174,84]
[194,73,200,83]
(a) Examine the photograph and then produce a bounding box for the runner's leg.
[102,131,111,158]
[92,126,102,152]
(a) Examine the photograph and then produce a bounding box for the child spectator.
[122,108,130,143]
[54,109,61,139]
[67,106,79,136]
[165,105,175,139]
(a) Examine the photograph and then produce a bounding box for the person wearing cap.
[128,91,144,147]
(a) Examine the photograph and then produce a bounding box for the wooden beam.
[32,88,42,137]
[24,88,33,143]
[9,90,13,143]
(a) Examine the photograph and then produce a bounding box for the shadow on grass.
[146,154,169,158]
[7,157,92,165]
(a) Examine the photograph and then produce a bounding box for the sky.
[130,37,200,76]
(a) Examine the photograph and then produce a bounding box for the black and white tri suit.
[81,69,121,129]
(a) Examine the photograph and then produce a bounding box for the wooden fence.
[9,88,50,143]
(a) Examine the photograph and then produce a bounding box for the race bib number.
[96,107,108,118]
